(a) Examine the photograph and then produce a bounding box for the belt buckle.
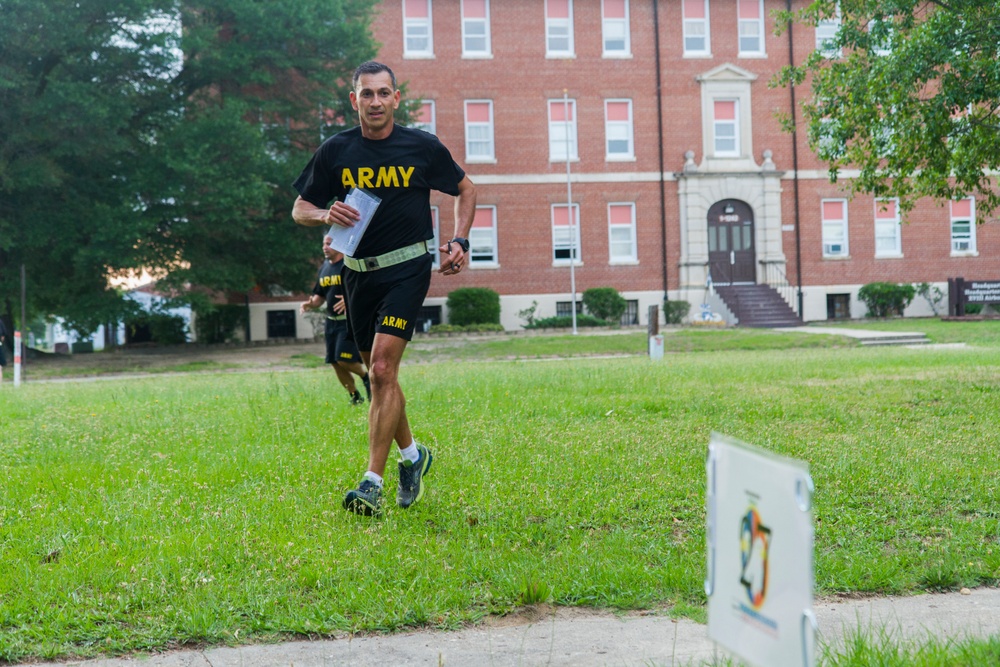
[365,257,379,270]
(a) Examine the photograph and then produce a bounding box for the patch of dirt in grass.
[22,340,327,380]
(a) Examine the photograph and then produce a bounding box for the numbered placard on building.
[705,432,815,667]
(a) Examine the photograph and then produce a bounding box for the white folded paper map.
[328,187,381,256]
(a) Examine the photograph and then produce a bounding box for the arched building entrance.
[707,199,756,285]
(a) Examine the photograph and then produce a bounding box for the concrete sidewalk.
[24,588,1000,667]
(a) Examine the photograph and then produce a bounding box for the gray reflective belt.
[327,314,347,321]
[343,240,430,273]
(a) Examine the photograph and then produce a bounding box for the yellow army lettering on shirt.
[380,316,408,330]
[319,274,342,288]
[341,166,415,190]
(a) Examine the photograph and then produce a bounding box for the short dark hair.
[352,61,396,90]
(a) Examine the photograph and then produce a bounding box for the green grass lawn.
[1,323,998,661]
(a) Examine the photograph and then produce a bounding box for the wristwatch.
[450,237,470,252]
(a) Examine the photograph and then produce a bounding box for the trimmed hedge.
[582,287,627,323]
[858,282,916,318]
[447,287,501,326]
[663,300,691,325]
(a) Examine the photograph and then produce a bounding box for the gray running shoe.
[397,443,433,509]
[343,479,383,516]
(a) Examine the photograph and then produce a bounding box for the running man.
[300,235,371,406]
[292,61,476,516]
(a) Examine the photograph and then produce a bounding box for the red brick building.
[369,0,997,328]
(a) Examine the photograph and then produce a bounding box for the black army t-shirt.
[293,125,466,258]
[311,258,346,317]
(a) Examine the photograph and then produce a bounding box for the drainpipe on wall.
[653,0,669,304]
[787,0,805,320]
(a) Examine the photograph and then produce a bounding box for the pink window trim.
[738,0,760,19]
[822,201,845,221]
[714,100,736,121]
[472,208,494,228]
[550,101,574,122]
[465,102,491,123]
[462,0,486,19]
[609,205,633,225]
[604,0,626,20]
[606,101,630,122]
[547,0,570,20]
[951,198,972,219]
[404,0,429,19]
[684,0,706,20]
[875,200,897,219]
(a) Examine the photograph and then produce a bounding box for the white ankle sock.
[399,442,420,464]
[362,471,383,487]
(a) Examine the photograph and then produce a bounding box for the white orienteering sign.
[705,432,816,667]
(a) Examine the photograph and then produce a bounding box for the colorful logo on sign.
[739,507,771,610]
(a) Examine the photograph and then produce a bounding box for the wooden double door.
[708,199,756,285]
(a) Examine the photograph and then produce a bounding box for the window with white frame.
[683,0,710,55]
[403,0,433,57]
[816,4,841,57]
[602,0,630,56]
[738,0,764,55]
[950,198,976,254]
[713,99,739,156]
[464,100,494,162]
[429,206,441,269]
[874,198,902,256]
[552,204,580,262]
[469,206,498,265]
[548,99,578,161]
[608,203,637,263]
[545,0,574,57]
[413,100,436,134]
[461,0,490,57]
[821,199,849,257]
[604,99,634,160]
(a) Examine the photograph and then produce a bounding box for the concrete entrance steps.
[786,326,931,346]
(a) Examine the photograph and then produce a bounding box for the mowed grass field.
[1,321,998,661]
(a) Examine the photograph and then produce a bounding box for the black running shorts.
[324,318,360,365]
[343,253,432,351]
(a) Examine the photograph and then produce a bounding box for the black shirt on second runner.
[292,125,466,258]
[311,258,346,318]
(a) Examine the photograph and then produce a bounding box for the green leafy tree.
[775,0,1000,218]
[0,0,378,334]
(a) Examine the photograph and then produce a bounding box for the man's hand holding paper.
[327,187,381,256]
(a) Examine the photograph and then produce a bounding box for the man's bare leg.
[360,333,411,478]
[331,363,357,395]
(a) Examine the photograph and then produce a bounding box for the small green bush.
[126,312,188,345]
[582,287,627,323]
[663,300,691,325]
[447,287,501,326]
[195,305,248,344]
[526,314,609,329]
[858,282,916,318]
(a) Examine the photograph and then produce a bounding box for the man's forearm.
[453,178,477,238]
[292,196,328,227]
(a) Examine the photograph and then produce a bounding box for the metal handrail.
[759,259,800,319]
